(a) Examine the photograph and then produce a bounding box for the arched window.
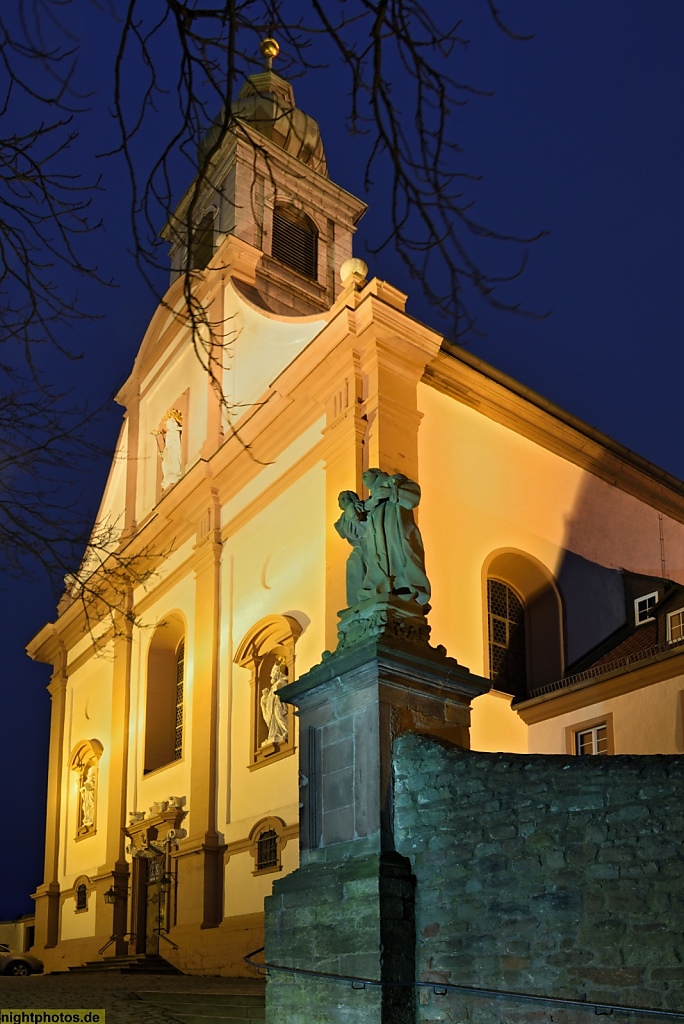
[487,579,527,696]
[75,883,87,911]
[174,639,185,761]
[271,205,318,279]
[484,551,564,701]
[247,816,291,875]
[145,616,186,773]
[256,829,278,871]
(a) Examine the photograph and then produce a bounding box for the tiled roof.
[586,621,658,670]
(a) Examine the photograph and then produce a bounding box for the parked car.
[0,944,44,976]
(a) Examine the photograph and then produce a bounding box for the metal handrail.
[244,947,684,1020]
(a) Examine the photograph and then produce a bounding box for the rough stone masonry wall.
[393,733,684,1024]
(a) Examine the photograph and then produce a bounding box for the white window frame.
[634,591,658,624]
[667,608,684,644]
[575,723,608,755]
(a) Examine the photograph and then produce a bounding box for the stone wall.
[393,733,684,1024]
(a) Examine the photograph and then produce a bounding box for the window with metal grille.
[271,205,317,279]
[189,212,215,270]
[575,724,608,755]
[175,640,184,760]
[256,829,278,871]
[487,579,527,695]
[75,883,87,911]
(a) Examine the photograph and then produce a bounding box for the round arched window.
[487,578,526,696]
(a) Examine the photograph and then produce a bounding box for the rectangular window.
[575,724,608,755]
[634,592,658,624]
[668,609,684,643]
[566,713,614,755]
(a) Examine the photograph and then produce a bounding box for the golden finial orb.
[260,37,280,69]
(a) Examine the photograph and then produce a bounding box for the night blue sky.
[1,2,683,920]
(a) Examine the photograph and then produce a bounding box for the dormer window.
[667,609,684,644]
[634,592,658,624]
[272,204,318,279]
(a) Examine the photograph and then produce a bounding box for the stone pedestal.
[264,634,489,1024]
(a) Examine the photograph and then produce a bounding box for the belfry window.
[487,579,527,695]
[271,205,318,279]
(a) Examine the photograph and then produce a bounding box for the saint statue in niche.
[260,657,289,746]
[79,765,97,830]
[152,409,183,490]
[334,468,431,609]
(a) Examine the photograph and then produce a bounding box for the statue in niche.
[152,409,183,490]
[335,469,431,608]
[260,657,289,746]
[79,765,97,830]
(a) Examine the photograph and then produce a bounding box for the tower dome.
[230,43,327,176]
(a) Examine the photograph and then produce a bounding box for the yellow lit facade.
[28,63,684,974]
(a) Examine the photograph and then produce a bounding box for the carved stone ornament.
[125,798,188,858]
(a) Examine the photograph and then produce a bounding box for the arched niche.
[483,549,564,700]
[68,739,104,838]
[144,612,186,774]
[234,614,304,769]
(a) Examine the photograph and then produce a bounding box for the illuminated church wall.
[26,50,684,977]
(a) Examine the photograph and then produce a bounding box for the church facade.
[28,52,684,975]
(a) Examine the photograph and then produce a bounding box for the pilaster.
[319,284,442,650]
[100,604,134,954]
[321,352,365,650]
[119,382,140,537]
[181,491,225,928]
[33,643,67,950]
[200,276,227,460]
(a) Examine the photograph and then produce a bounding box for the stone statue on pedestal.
[334,469,432,648]
[80,765,96,829]
[152,409,183,490]
[260,658,289,745]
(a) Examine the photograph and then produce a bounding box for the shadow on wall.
[484,549,563,700]
[486,453,684,699]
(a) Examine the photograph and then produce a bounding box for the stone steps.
[68,954,182,974]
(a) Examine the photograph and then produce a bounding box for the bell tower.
[164,39,367,315]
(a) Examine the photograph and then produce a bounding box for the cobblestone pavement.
[0,972,265,1024]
